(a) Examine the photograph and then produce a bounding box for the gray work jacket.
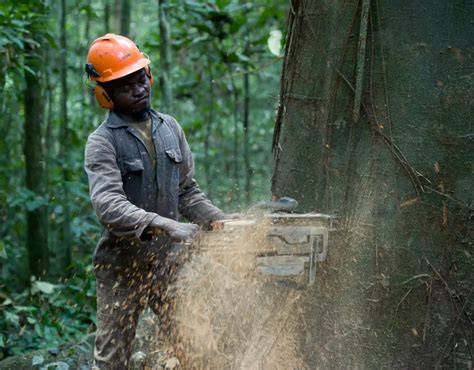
[84,109,224,269]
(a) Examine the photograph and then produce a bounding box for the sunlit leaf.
[5,310,20,327]
[32,354,44,366]
[267,29,282,57]
[34,281,56,294]
[0,240,7,259]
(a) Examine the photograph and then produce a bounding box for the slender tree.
[113,0,121,33]
[104,3,110,33]
[158,0,172,112]
[243,34,251,204]
[227,65,240,202]
[204,57,215,196]
[120,0,131,36]
[23,14,49,277]
[59,0,71,272]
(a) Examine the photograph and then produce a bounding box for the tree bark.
[104,3,110,33]
[158,0,172,113]
[120,0,131,36]
[243,35,251,205]
[59,0,71,272]
[24,40,48,277]
[272,0,473,367]
[204,58,214,196]
[228,67,240,202]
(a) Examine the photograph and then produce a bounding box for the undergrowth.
[0,258,96,360]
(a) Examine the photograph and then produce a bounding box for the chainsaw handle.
[250,197,299,213]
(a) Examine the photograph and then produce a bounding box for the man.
[84,34,230,369]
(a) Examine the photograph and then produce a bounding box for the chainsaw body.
[198,213,337,285]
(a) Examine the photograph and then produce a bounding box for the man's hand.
[209,213,243,230]
[149,216,200,242]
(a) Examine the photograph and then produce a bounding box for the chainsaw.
[197,197,338,285]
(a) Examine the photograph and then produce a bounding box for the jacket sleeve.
[176,124,226,224]
[84,132,158,239]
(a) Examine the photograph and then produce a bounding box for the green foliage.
[0,259,96,359]
[0,0,288,358]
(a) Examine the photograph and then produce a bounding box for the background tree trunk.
[204,58,215,196]
[120,0,131,37]
[104,3,110,33]
[243,33,251,205]
[272,0,473,367]
[24,40,48,277]
[59,0,72,273]
[158,0,172,113]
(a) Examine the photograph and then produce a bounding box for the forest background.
[0,0,288,358]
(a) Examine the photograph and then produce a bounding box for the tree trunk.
[158,0,172,113]
[120,0,131,37]
[83,1,95,139]
[113,0,121,34]
[204,58,214,196]
[24,40,48,277]
[228,66,240,202]
[272,0,473,367]
[59,0,71,272]
[243,35,251,205]
[104,3,110,33]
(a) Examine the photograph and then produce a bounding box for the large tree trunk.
[272,0,473,367]
[24,39,48,277]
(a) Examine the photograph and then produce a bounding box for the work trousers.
[93,243,185,369]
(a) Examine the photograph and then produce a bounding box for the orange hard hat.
[85,33,150,83]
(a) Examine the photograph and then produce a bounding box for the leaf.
[14,305,37,312]
[34,281,56,294]
[5,310,20,327]
[236,52,250,63]
[41,361,69,370]
[26,195,48,211]
[267,29,282,57]
[23,64,36,76]
[32,354,44,366]
[0,240,6,259]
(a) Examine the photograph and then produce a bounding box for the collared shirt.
[84,109,225,269]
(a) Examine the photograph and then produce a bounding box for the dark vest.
[101,109,182,220]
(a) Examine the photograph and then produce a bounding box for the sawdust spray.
[166,216,308,369]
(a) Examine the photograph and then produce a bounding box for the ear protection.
[92,66,154,109]
[93,84,114,109]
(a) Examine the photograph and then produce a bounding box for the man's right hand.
[150,216,199,242]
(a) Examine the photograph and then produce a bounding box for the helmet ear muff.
[93,84,114,109]
[145,66,154,86]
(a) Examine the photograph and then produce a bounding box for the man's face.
[105,68,151,115]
